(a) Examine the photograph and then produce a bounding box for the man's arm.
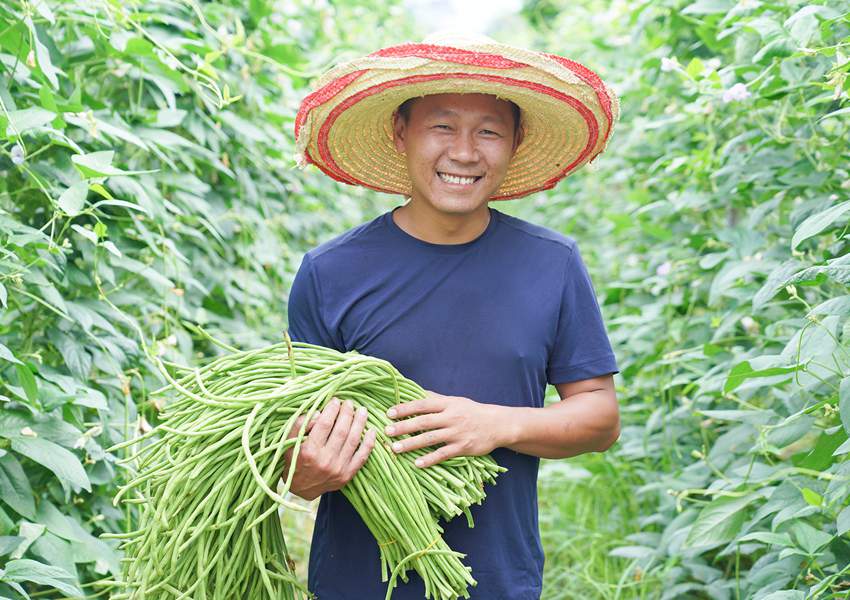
[384,373,620,468]
[500,374,619,459]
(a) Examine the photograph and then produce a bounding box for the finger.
[340,405,369,462]
[346,428,377,479]
[384,413,442,437]
[325,399,355,455]
[309,398,341,447]
[390,428,449,454]
[387,397,443,420]
[414,444,462,469]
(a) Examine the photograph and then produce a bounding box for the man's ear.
[512,123,525,155]
[392,111,407,154]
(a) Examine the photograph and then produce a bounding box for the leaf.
[70,224,98,244]
[10,521,45,559]
[683,494,755,549]
[739,531,793,546]
[1,559,83,597]
[753,260,805,309]
[14,364,38,406]
[760,592,806,600]
[723,360,801,393]
[791,200,850,250]
[791,521,833,554]
[5,107,55,137]
[56,181,89,217]
[25,18,60,89]
[10,438,90,493]
[0,343,22,366]
[0,536,24,556]
[681,0,733,16]
[840,377,850,436]
[801,487,823,507]
[70,151,155,178]
[0,454,35,519]
[837,506,850,536]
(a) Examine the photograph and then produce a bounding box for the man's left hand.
[384,391,512,468]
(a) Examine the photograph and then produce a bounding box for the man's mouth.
[436,172,482,186]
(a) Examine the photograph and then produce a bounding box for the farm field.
[1,0,848,599]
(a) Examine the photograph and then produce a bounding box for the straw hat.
[294,33,619,200]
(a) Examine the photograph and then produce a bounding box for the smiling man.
[287,34,621,600]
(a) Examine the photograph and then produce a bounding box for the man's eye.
[481,129,500,136]
[434,124,451,130]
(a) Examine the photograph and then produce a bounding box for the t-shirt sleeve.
[286,253,345,351]
[546,242,619,385]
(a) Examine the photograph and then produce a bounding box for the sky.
[402,0,524,36]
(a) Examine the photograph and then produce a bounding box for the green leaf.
[25,18,60,89]
[0,343,22,366]
[10,521,45,559]
[739,531,793,546]
[70,151,155,178]
[760,592,806,600]
[0,455,35,519]
[56,181,89,217]
[5,107,55,137]
[837,506,850,536]
[840,377,850,436]
[10,438,90,493]
[683,494,755,549]
[681,0,733,16]
[801,487,823,507]
[1,559,82,597]
[0,536,24,557]
[14,364,38,406]
[791,200,850,250]
[791,521,833,554]
[70,224,98,244]
[685,57,705,78]
[723,360,801,393]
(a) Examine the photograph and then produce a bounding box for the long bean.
[106,339,505,600]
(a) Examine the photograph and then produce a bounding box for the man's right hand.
[281,397,377,501]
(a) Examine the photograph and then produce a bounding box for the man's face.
[392,93,523,215]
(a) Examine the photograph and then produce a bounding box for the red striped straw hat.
[294,33,619,200]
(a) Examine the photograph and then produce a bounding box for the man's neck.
[392,200,491,245]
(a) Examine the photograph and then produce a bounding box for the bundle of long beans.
[105,337,505,600]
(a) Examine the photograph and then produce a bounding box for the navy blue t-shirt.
[287,205,619,600]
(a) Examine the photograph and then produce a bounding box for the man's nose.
[447,132,479,163]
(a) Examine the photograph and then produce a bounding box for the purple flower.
[722,83,751,103]
[10,144,24,165]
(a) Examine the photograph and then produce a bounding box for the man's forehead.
[410,94,513,120]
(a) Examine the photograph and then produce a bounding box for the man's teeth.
[438,173,477,185]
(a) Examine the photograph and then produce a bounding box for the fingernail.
[387,408,397,418]
[392,442,402,452]
[357,406,367,418]
[345,399,353,409]
[385,425,395,435]
[330,398,340,407]
[415,458,424,467]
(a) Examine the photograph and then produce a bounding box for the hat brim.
[295,43,619,200]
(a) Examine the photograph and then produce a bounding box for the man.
[286,34,620,599]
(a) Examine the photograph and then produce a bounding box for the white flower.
[10,144,24,165]
[722,83,751,103]
[660,57,680,72]
[288,19,303,36]
[740,316,759,334]
[656,261,672,276]
[626,254,640,267]
[20,427,37,437]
